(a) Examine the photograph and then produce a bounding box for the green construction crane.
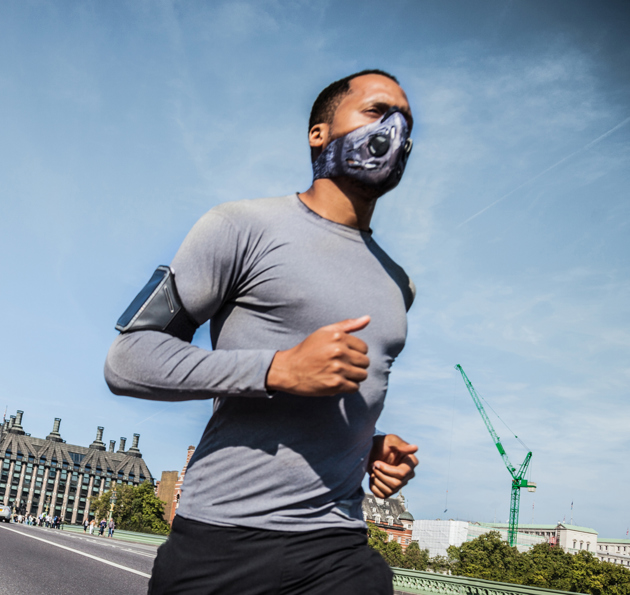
[455,364,536,547]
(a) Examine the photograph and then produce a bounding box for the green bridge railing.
[392,568,586,595]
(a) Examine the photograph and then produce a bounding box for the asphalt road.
[0,523,158,595]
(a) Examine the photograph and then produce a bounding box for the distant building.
[482,522,598,553]
[0,410,152,524]
[157,470,178,523]
[412,520,472,557]
[362,492,414,551]
[169,445,195,525]
[597,538,630,566]
[410,519,630,566]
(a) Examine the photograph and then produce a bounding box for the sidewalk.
[61,523,169,547]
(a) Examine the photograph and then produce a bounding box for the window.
[67,452,84,465]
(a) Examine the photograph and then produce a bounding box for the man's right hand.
[266,316,370,396]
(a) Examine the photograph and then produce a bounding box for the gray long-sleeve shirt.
[105,194,414,531]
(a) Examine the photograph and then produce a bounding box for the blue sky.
[1,1,629,538]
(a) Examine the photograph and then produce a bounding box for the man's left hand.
[368,434,418,498]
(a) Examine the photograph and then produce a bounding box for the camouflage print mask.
[312,107,413,193]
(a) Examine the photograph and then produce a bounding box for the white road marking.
[0,525,152,578]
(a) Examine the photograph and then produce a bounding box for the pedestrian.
[106,70,419,595]
[89,519,95,535]
[99,519,106,536]
[108,518,115,538]
[83,518,89,532]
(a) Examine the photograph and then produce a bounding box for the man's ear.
[308,123,330,150]
[308,123,330,162]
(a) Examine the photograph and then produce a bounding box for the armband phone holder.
[115,265,198,342]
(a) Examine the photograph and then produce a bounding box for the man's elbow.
[104,335,134,396]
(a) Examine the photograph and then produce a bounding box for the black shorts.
[148,515,393,595]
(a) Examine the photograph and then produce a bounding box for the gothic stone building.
[0,410,153,524]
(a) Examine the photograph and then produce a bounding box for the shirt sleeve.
[104,209,277,401]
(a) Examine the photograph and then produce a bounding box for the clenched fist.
[368,434,418,498]
[266,316,371,396]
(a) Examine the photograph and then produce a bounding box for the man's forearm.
[104,330,276,401]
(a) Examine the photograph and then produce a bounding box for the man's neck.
[298,178,377,231]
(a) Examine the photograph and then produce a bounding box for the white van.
[0,505,11,522]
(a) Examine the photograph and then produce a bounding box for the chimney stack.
[109,440,116,453]
[126,433,142,457]
[10,410,25,435]
[117,437,127,453]
[89,426,106,450]
[46,418,63,442]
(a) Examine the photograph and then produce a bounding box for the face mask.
[312,107,413,194]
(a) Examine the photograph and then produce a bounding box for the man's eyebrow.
[368,101,413,130]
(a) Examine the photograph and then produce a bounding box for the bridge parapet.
[392,568,586,595]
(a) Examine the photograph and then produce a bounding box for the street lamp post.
[108,483,117,521]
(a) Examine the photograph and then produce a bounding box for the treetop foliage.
[368,528,630,595]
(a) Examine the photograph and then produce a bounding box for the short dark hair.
[308,69,399,131]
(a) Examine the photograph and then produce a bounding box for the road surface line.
[0,525,152,578]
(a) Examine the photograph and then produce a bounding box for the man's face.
[326,74,413,147]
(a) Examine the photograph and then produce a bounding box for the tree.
[447,531,527,583]
[447,532,630,595]
[383,540,405,568]
[367,523,405,567]
[427,554,452,574]
[403,541,429,571]
[90,488,116,522]
[87,481,170,535]
[521,542,575,591]
[367,523,389,556]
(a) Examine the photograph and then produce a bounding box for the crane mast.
[455,364,536,547]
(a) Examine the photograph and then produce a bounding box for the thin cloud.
[457,115,630,227]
